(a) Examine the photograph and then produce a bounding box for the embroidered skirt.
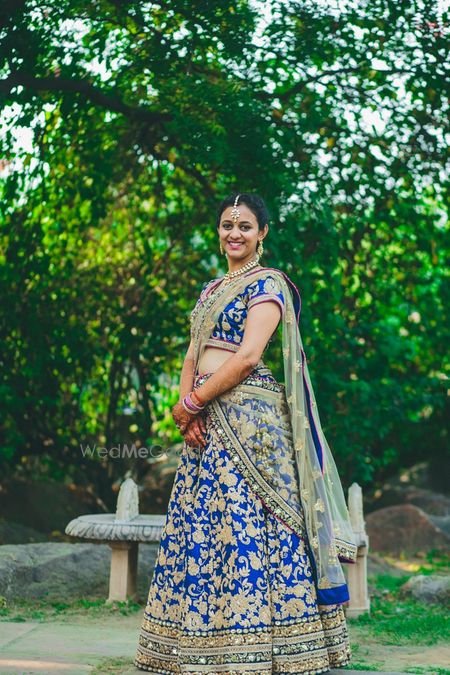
[134,367,352,674]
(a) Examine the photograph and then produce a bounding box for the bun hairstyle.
[215,192,270,231]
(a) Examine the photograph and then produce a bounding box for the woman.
[135,193,357,674]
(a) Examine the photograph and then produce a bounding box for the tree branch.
[0,71,172,125]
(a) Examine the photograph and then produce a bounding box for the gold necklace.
[222,255,261,284]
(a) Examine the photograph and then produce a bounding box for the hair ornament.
[230,194,241,223]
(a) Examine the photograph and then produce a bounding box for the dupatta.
[190,267,357,605]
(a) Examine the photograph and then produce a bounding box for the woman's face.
[218,204,268,264]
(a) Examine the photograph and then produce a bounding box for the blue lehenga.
[135,270,353,674]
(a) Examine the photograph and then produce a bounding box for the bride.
[135,192,357,673]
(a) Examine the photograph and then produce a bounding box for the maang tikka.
[219,194,240,255]
[230,194,241,223]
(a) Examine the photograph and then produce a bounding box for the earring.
[219,242,225,255]
[257,239,264,257]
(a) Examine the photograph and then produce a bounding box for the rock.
[429,514,450,537]
[370,485,450,517]
[0,519,47,545]
[0,542,159,602]
[366,552,406,578]
[399,574,450,607]
[0,478,108,535]
[366,504,449,555]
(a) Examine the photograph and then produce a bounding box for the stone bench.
[345,482,370,618]
[66,478,370,617]
[65,478,165,603]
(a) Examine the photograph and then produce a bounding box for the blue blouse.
[193,271,285,353]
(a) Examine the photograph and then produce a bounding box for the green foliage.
[350,572,450,647]
[0,0,448,499]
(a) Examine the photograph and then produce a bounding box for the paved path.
[0,616,410,674]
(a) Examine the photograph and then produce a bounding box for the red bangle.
[192,389,206,406]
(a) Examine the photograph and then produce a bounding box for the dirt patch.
[349,625,450,672]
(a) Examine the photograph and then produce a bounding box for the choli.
[190,270,285,353]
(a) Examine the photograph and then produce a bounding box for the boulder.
[0,542,159,602]
[370,485,450,517]
[0,478,108,535]
[365,504,449,555]
[399,574,450,607]
[0,519,47,545]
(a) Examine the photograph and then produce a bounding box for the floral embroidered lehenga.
[135,267,358,674]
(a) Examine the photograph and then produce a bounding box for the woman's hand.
[183,414,207,448]
[171,401,207,447]
[171,401,192,434]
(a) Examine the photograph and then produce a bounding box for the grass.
[91,656,135,673]
[348,552,450,647]
[0,596,142,622]
[342,552,450,673]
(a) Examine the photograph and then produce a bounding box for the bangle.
[191,389,206,407]
[182,393,204,414]
[187,392,205,411]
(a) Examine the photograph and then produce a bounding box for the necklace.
[222,255,261,285]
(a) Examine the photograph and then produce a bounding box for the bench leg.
[106,541,138,603]
[346,543,370,618]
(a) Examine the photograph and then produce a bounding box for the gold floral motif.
[318,575,333,589]
[314,498,325,513]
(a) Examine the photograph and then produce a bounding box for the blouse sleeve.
[245,273,285,317]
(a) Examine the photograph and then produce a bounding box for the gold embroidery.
[285,311,294,323]
[314,498,325,513]
[135,607,352,672]
[295,439,305,452]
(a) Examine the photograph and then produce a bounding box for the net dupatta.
[190,267,357,605]
[274,269,358,604]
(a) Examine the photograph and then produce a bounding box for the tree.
[0,0,448,503]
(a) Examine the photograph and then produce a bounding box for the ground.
[0,551,448,674]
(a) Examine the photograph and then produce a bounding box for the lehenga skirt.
[134,365,352,674]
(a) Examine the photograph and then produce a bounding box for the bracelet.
[191,388,206,407]
[182,393,204,414]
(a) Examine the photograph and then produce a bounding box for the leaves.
[0,0,448,500]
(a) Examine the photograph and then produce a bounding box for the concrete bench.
[66,478,370,616]
[345,482,370,618]
[65,478,165,603]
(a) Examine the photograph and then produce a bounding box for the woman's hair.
[215,192,270,231]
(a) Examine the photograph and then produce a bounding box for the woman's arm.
[178,338,195,403]
[173,338,207,447]
[193,301,282,405]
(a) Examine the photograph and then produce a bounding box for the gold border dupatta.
[190,268,357,604]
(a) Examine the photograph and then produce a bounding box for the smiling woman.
[134,192,357,674]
